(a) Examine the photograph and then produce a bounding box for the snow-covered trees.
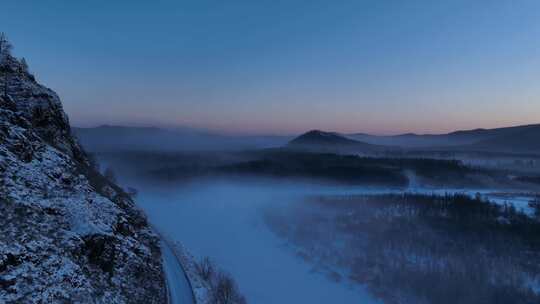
[265,193,540,304]
[0,33,29,73]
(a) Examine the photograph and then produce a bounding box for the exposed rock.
[0,48,166,303]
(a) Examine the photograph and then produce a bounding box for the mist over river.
[112,169,536,304]
[130,177,380,304]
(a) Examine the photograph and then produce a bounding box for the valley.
[82,127,540,304]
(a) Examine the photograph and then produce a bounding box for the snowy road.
[161,240,195,304]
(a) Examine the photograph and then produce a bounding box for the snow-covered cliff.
[0,43,166,303]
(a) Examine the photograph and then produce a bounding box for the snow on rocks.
[0,53,166,303]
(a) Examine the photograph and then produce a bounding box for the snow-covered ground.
[126,176,537,304]
[135,178,380,304]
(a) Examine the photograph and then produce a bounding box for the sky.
[2,0,540,135]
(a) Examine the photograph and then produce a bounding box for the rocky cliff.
[0,43,166,303]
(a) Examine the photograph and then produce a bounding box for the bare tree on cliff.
[0,32,13,97]
[0,32,12,62]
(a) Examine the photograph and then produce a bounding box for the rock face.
[0,51,166,302]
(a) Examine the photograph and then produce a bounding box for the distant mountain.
[287,130,383,153]
[466,125,540,153]
[348,124,540,153]
[75,123,540,155]
[290,130,361,146]
[348,132,478,147]
[73,125,293,152]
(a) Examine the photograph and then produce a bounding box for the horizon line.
[70,121,540,138]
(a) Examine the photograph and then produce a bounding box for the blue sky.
[2,0,540,135]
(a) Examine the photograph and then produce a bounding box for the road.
[161,240,196,304]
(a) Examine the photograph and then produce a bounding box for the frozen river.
[133,177,536,304]
[136,178,380,304]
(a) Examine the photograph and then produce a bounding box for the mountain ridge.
[74,125,293,152]
[347,124,540,152]
[75,123,540,154]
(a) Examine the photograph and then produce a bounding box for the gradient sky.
[2,0,540,135]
